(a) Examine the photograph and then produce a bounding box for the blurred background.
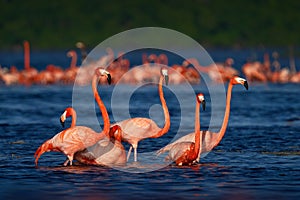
[0,0,299,50]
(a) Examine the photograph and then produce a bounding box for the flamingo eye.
[235,77,246,83]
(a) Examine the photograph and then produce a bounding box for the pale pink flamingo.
[113,68,170,162]
[157,76,248,162]
[60,107,126,166]
[34,68,111,166]
[0,66,20,85]
[74,124,126,166]
[242,61,267,83]
[165,93,205,166]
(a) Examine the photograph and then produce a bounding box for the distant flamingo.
[76,41,88,62]
[113,68,170,162]
[165,93,206,166]
[34,68,111,166]
[157,76,248,162]
[62,50,79,84]
[59,107,126,166]
[19,40,38,85]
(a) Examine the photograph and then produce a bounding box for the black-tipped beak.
[107,74,112,85]
[202,100,206,111]
[244,81,248,90]
[60,118,65,128]
[164,75,169,86]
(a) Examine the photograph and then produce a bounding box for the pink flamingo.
[157,76,248,162]
[113,68,170,162]
[19,40,38,85]
[60,108,126,166]
[74,125,126,166]
[34,68,111,166]
[165,93,206,166]
[62,50,79,84]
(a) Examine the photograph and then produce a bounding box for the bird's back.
[52,126,98,154]
[157,130,218,155]
[114,117,161,142]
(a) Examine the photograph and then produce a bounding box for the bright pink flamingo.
[59,107,126,166]
[113,68,170,162]
[166,93,205,166]
[19,40,38,85]
[34,68,111,166]
[157,76,248,162]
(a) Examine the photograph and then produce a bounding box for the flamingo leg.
[134,147,138,162]
[127,146,132,161]
[63,159,69,166]
[63,155,73,166]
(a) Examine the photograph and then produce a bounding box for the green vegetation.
[0,0,299,49]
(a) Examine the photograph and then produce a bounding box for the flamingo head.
[75,42,86,49]
[67,50,76,57]
[231,76,248,90]
[95,68,111,85]
[109,125,122,141]
[161,68,169,85]
[196,93,206,111]
[60,107,73,127]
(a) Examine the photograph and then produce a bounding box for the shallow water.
[0,82,299,200]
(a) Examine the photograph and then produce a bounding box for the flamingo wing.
[115,117,161,141]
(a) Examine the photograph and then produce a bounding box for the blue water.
[0,49,300,199]
[0,82,299,200]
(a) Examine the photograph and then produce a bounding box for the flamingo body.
[34,126,104,166]
[112,68,170,162]
[34,68,111,167]
[157,76,248,163]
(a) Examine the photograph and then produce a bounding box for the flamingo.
[19,40,38,85]
[157,76,248,162]
[113,68,170,162]
[34,67,111,166]
[74,124,126,166]
[59,107,126,166]
[165,93,206,166]
[61,50,79,84]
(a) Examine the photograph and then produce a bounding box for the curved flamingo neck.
[69,51,77,69]
[24,41,30,70]
[69,108,77,128]
[92,75,110,138]
[214,82,233,147]
[150,74,170,138]
[194,100,201,154]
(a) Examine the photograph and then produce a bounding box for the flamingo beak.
[60,111,66,128]
[107,74,112,85]
[243,81,248,90]
[60,118,65,128]
[202,100,206,111]
[164,75,169,86]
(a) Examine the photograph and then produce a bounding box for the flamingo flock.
[1,41,299,86]
[34,62,249,167]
